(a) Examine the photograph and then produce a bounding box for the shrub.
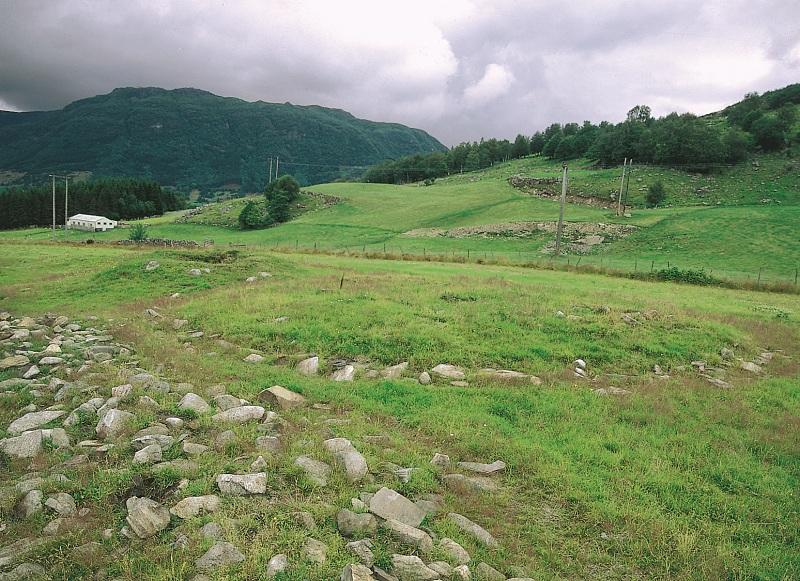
[653,267,719,286]
[238,200,265,229]
[645,181,667,207]
[128,223,148,242]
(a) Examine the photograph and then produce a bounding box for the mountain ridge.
[0,86,446,189]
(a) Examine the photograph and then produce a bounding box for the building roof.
[68,214,114,222]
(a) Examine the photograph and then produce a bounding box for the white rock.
[243,353,264,363]
[431,364,465,380]
[178,392,211,414]
[212,405,265,423]
[125,497,171,539]
[95,409,134,439]
[8,410,66,435]
[133,444,162,465]
[332,365,356,382]
[297,356,319,376]
[170,495,221,519]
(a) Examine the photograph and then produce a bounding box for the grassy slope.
[0,242,798,579]
[1,153,798,282]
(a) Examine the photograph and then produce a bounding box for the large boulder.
[216,473,267,495]
[259,385,307,409]
[0,355,30,370]
[125,497,171,539]
[369,487,425,528]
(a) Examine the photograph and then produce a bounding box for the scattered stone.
[259,385,307,409]
[324,437,369,482]
[0,538,46,569]
[256,435,282,453]
[44,493,76,516]
[418,372,431,385]
[430,453,450,469]
[444,473,499,493]
[215,430,236,449]
[212,405,265,423]
[133,443,162,465]
[342,563,377,581]
[304,538,328,563]
[369,487,425,528]
[96,409,134,439]
[266,554,288,578]
[188,268,203,276]
[22,365,40,379]
[196,541,245,570]
[125,496,171,539]
[332,365,356,382]
[457,460,506,475]
[740,361,762,374]
[216,473,267,495]
[213,394,241,410]
[17,490,43,518]
[144,260,160,271]
[0,562,48,580]
[478,368,542,385]
[391,555,439,581]
[720,347,735,360]
[165,417,184,429]
[706,377,732,389]
[297,356,320,375]
[0,355,30,370]
[593,387,631,396]
[381,362,408,379]
[346,539,375,568]
[170,495,221,519]
[440,538,470,565]
[243,353,264,363]
[431,364,465,380]
[251,455,268,471]
[450,380,469,387]
[337,508,378,538]
[38,356,64,365]
[294,456,332,486]
[382,518,433,553]
[179,392,211,413]
[448,513,498,548]
[475,562,505,581]
[7,410,65,435]
[0,430,43,458]
[200,522,223,540]
[452,564,471,580]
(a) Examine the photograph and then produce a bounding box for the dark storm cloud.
[0,0,798,144]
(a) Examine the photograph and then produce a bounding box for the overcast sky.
[1,0,798,145]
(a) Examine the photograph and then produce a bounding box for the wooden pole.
[51,174,56,240]
[554,163,568,256]
[616,158,627,216]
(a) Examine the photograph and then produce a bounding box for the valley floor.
[0,242,798,579]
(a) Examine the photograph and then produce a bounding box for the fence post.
[757,267,762,287]
[651,260,654,272]
[795,267,798,286]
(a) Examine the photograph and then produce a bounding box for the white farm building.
[67,214,118,232]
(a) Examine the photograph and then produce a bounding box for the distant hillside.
[0,87,445,189]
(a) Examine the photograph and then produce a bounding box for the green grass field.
[1,242,798,579]
[2,153,797,284]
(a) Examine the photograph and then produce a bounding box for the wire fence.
[231,240,800,294]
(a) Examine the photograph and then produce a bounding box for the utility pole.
[275,156,280,178]
[621,159,633,215]
[268,157,274,184]
[64,175,69,236]
[616,158,628,216]
[554,163,568,256]
[50,174,56,240]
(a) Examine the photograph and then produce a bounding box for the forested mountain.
[364,83,800,183]
[0,87,445,190]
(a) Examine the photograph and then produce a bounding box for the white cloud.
[463,64,515,108]
[0,0,798,145]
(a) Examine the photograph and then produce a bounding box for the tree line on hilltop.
[0,178,185,230]
[363,83,800,184]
